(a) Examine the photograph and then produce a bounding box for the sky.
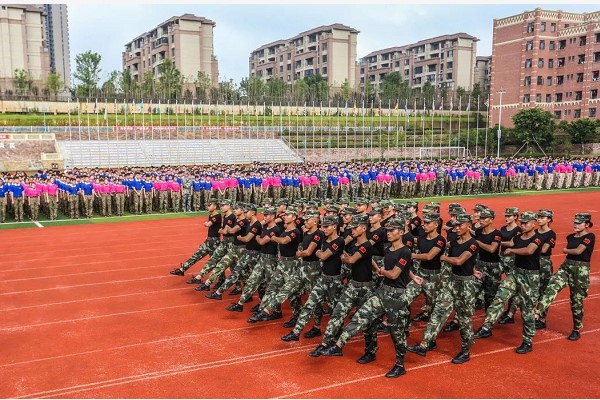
[66,2,600,85]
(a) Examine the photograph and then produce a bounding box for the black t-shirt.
[476,228,502,263]
[222,213,237,238]
[245,220,263,251]
[233,218,249,246]
[207,213,222,238]
[321,236,345,276]
[500,225,522,252]
[295,217,305,240]
[409,216,422,237]
[402,232,415,250]
[341,226,353,241]
[417,234,446,271]
[278,227,301,257]
[383,245,412,288]
[513,233,542,271]
[275,212,286,231]
[566,232,596,262]
[446,220,458,243]
[536,229,556,256]
[449,237,478,276]
[301,229,324,262]
[346,240,373,282]
[261,225,281,255]
[367,226,386,257]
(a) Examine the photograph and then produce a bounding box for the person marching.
[407,214,481,364]
[474,208,503,311]
[319,216,421,379]
[170,198,222,277]
[536,213,595,341]
[474,211,542,354]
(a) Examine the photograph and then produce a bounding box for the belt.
[540,255,551,259]
[233,244,245,249]
[260,253,277,259]
[322,274,342,282]
[279,256,297,261]
[565,260,590,267]
[245,249,260,254]
[419,268,441,276]
[452,274,474,281]
[302,260,321,265]
[382,284,406,293]
[477,260,500,268]
[350,280,373,288]
[513,266,539,275]
[222,237,234,243]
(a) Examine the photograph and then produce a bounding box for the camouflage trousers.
[114,193,125,216]
[131,192,143,214]
[500,254,515,275]
[508,255,553,315]
[99,194,112,217]
[477,260,503,310]
[0,197,6,222]
[422,275,480,351]
[292,274,344,335]
[192,191,202,211]
[171,192,181,212]
[321,281,374,345]
[198,240,233,278]
[408,266,443,315]
[238,254,278,304]
[68,195,79,219]
[215,250,261,294]
[435,178,444,196]
[144,192,153,214]
[337,285,410,363]
[181,237,220,271]
[537,260,590,330]
[82,194,94,218]
[28,197,40,220]
[204,244,244,285]
[260,257,302,316]
[182,193,192,212]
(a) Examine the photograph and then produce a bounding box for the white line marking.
[32,220,43,228]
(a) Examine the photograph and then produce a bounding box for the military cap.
[219,199,233,206]
[245,203,258,212]
[380,199,395,208]
[368,207,383,216]
[473,204,487,212]
[340,207,357,215]
[504,207,519,216]
[322,198,334,205]
[206,197,219,205]
[261,198,273,207]
[355,197,369,205]
[479,208,496,219]
[235,202,246,209]
[307,201,320,209]
[369,198,381,205]
[407,201,418,208]
[449,206,466,216]
[339,196,350,204]
[520,211,538,223]
[427,202,441,209]
[283,208,298,216]
[448,202,462,209]
[347,213,369,228]
[325,204,340,213]
[423,213,441,223]
[263,207,277,215]
[385,217,407,230]
[455,214,472,224]
[574,213,593,225]
[537,209,554,218]
[277,198,290,206]
[302,210,321,220]
[292,200,304,208]
[321,215,340,226]
[393,203,407,212]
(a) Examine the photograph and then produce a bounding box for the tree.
[421,81,435,107]
[239,76,265,103]
[304,74,328,103]
[13,69,32,96]
[74,50,102,98]
[340,79,351,102]
[157,58,182,100]
[139,73,153,99]
[217,79,237,103]
[120,69,137,99]
[562,118,598,154]
[194,71,212,102]
[46,72,63,100]
[512,108,556,151]
[101,70,120,98]
[293,79,309,104]
[266,77,288,103]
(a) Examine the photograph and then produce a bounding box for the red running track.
[1,191,600,398]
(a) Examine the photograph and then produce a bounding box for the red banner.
[0,134,10,139]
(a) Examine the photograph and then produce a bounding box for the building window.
[549,41,555,50]
[321,67,327,75]
[287,64,291,71]
[578,55,586,64]
[594,52,600,62]
[592,89,598,99]
[556,75,564,85]
[548,59,554,68]
[557,57,565,67]
[279,55,283,62]
[537,76,543,85]
[589,108,597,118]
[541,22,546,32]
[524,76,531,86]
[558,40,566,50]
[288,53,291,60]
[574,109,581,118]
[447,50,453,57]
[322,55,327,63]
[547,76,552,86]
[555,93,563,102]
[538,58,544,68]
[596,33,600,43]
[446,72,453,80]
[539,40,546,50]
[171,35,174,43]
[546,94,552,103]
[554,110,562,119]
[579,36,587,46]
[526,40,534,51]
[536,93,542,102]
[321,43,327,51]
[527,22,534,33]
[171,48,175,57]
[414,66,423,74]
[523,94,530,103]
[279,66,283,73]
[575,91,583,100]
[550,23,556,32]
[525,59,532,68]
[446,61,453,69]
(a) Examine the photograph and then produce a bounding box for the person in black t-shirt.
[282,215,345,342]
[310,214,375,358]
[321,216,421,379]
[537,213,595,341]
[499,207,522,275]
[170,198,222,277]
[474,211,542,354]
[408,214,481,365]
[407,201,422,237]
[474,208,502,311]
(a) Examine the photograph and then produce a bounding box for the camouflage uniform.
[214,250,261,294]
[435,168,445,196]
[203,244,245,286]
[181,178,193,212]
[181,237,221,272]
[291,274,344,336]
[197,238,233,279]
[477,260,503,310]
[237,253,278,304]
[260,257,302,316]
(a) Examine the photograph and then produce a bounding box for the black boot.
[568,330,581,341]
[386,347,407,378]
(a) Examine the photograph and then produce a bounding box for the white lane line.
[32,220,44,228]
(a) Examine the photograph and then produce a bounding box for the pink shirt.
[376,174,385,182]
[271,176,282,187]
[473,171,481,179]
[383,174,393,183]
[261,179,270,189]
[46,184,58,196]
[309,176,319,185]
[339,176,350,185]
[466,170,475,179]
[585,165,592,173]
[170,182,181,191]
[419,172,429,181]
[427,171,436,180]
[507,168,516,177]
[565,165,573,173]
[25,187,41,197]
[113,183,126,193]
[227,178,238,188]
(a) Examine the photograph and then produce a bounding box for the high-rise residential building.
[249,24,359,89]
[490,8,600,127]
[43,4,70,87]
[357,33,479,95]
[123,14,219,89]
[475,56,491,92]
[0,4,51,93]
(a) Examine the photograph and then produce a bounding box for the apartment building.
[0,4,51,93]
[43,4,70,86]
[475,56,491,92]
[249,24,359,89]
[123,14,219,88]
[490,8,600,127]
[357,33,479,95]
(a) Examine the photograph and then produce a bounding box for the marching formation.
[1,156,600,223]
[170,197,595,378]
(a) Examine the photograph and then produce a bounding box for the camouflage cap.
[449,206,466,216]
[369,198,381,205]
[321,215,339,226]
[393,203,407,212]
[261,198,273,207]
[380,199,395,208]
[283,208,298,216]
[347,214,369,228]
[455,214,472,224]
[520,211,538,223]
[407,201,418,208]
[245,203,258,212]
[426,202,441,210]
[339,196,351,204]
[302,210,321,220]
[325,204,340,213]
[448,202,462,210]
[423,213,441,223]
[574,213,592,224]
[473,204,487,212]
[537,209,554,218]
[479,208,496,219]
[505,207,519,216]
[322,198,334,205]
[355,197,369,205]
[385,216,407,230]
[340,207,357,215]
[307,201,320,209]
[277,198,290,206]
[207,197,219,205]
[368,207,383,216]
[263,207,277,215]
[219,199,233,206]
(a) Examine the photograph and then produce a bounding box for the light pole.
[496,89,506,158]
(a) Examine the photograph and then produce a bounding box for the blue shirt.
[131,179,144,191]
[80,182,94,195]
[142,181,154,191]
[0,184,8,198]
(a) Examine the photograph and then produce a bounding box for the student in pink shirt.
[45,178,59,220]
[271,174,282,201]
[24,181,42,221]
[170,179,182,212]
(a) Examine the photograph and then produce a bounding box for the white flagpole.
[67,98,72,141]
[484,93,490,158]
[458,96,462,155]
[475,95,479,158]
